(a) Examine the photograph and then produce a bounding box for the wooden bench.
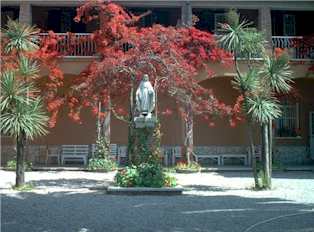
[61,145,89,165]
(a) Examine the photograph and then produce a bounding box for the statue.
[136,74,155,118]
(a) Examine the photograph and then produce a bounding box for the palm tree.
[1,19,48,187]
[219,10,293,189]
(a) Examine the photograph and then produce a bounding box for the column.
[259,7,272,49]
[181,1,193,27]
[19,2,32,25]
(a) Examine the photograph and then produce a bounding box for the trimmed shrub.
[6,160,32,171]
[87,158,116,172]
[115,166,138,187]
[115,163,177,188]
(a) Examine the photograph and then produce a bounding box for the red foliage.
[293,34,314,72]
[34,32,65,127]
[1,27,64,128]
[39,0,239,127]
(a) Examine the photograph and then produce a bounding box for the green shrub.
[12,183,34,191]
[87,158,116,172]
[115,163,177,188]
[6,160,32,171]
[115,166,139,187]
[136,163,165,187]
[94,136,110,159]
[164,174,177,187]
[175,161,201,172]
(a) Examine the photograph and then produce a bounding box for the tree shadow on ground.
[184,185,235,192]
[28,178,113,190]
[2,187,314,232]
[216,171,314,179]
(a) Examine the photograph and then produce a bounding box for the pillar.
[181,1,193,27]
[19,2,32,25]
[259,7,272,49]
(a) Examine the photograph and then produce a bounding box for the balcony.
[38,33,314,60]
[39,33,97,57]
[272,36,314,60]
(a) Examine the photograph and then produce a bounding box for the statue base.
[134,116,157,128]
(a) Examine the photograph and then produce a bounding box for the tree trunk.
[127,77,136,165]
[262,123,271,189]
[247,120,259,188]
[268,120,273,179]
[261,125,265,166]
[97,101,102,142]
[15,131,26,187]
[184,102,194,165]
[104,99,111,147]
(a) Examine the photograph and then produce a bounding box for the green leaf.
[18,56,40,79]
[2,18,40,53]
[260,55,294,94]
[247,96,281,123]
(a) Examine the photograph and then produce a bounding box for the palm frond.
[3,18,40,53]
[239,28,266,58]
[0,70,38,111]
[247,96,281,124]
[232,69,260,93]
[18,56,40,79]
[0,99,49,140]
[260,55,294,93]
[218,20,252,53]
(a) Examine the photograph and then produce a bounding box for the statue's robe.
[136,81,155,116]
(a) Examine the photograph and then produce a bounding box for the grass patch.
[12,183,34,191]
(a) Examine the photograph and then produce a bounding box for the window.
[214,13,227,33]
[283,14,296,36]
[275,100,300,137]
[1,6,19,28]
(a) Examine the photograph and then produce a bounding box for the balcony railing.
[272,36,314,60]
[39,33,97,57]
[38,33,313,60]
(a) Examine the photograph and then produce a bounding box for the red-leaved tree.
[47,0,239,164]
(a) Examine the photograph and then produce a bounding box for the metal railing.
[39,33,97,57]
[272,36,314,60]
[38,33,314,60]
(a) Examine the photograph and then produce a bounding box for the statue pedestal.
[134,116,157,129]
[130,116,160,165]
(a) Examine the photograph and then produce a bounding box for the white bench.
[194,154,221,166]
[46,146,61,165]
[247,145,262,165]
[221,154,249,166]
[117,146,127,164]
[61,145,89,165]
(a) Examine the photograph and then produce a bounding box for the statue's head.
[143,74,149,82]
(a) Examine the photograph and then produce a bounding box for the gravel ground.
[1,170,314,232]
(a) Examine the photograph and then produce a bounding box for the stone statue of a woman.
[136,74,155,118]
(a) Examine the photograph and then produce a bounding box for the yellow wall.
[2,60,314,148]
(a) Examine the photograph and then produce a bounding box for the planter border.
[175,169,200,173]
[106,186,184,195]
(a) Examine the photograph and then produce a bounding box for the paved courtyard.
[1,170,314,232]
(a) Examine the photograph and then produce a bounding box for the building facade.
[1,0,314,166]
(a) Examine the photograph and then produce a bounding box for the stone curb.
[106,186,184,195]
